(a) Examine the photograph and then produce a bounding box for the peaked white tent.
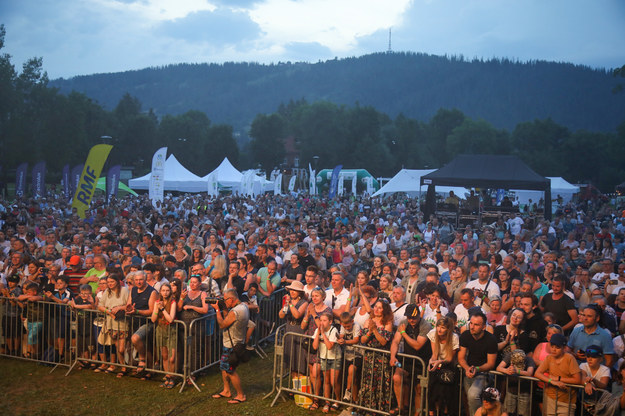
[201,158,273,193]
[128,154,206,192]
[201,157,242,188]
[372,169,468,198]
[511,177,579,205]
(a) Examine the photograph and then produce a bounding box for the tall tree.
[249,113,286,172]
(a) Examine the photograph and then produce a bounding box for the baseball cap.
[404,304,420,318]
[585,344,604,358]
[549,333,566,347]
[69,255,82,266]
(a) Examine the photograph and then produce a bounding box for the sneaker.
[246,345,255,351]
[343,389,352,401]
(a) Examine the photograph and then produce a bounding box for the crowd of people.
[1,191,625,415]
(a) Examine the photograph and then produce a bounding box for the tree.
[249,113,286,172]
[446,118,510,158]
[425,108,466,167]
[511,118,569,176]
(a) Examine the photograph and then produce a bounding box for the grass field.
[0,351,312,416]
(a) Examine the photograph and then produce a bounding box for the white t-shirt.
[579,362,610,383]
[427,328,460,361]
[324,287,350,311]
[465,279,500,312]
[391,302,408,328]
[313,326,341,360]
[422,304,449,327]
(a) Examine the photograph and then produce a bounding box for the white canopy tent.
[201,158,273,193]
[128,154,206,192]
[511,177,579,205]
[372,169,469,198]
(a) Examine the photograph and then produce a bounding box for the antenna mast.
[388,28,392,53]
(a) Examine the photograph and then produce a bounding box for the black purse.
[227,328,250,366]
[434,362,456,384]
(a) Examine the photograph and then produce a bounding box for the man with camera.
[212,288,250,404]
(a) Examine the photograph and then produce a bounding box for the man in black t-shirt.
[539,275,578,334]
[225,261,246,298]
[458,311,498,416]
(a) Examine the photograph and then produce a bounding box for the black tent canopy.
[420,154,551,220]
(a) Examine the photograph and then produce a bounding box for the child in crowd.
[313,312,342,413]
[475,387,508,416]
[45,275,73,361]
[1,274,23,356]
[17,282,43,359]
[496,349,535,416]
[152,283,177,388]
[580,344,611,411]
[71,284,95,367]
[337,311,361,403]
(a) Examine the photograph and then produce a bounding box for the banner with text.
[106,164,121,198]
[149,147,167,206]
[31,161,46,198]
[328,165,342,199]
[15,163,28,198]
[70,164,83,199]
[62,164,70,199]
[71,144,113,218]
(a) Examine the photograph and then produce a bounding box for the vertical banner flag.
[72,144,113,218]
[351,174,357,195]
[207,171,219,197]
[62,164,70,199]
[149,147,167,206]
[288,175,296,192]
[328,165,342,199]
[274,173,282,195]
[15,163,28,198]
[308,163,316,195]
[337,173,344,196]
[495,189,505,205]
[70,164,84,199]
[365,177,374,195]
[247,171,256,197]
[106,165,121,198]
[31,161,46,198]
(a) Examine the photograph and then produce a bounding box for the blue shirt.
[567,324,614,357]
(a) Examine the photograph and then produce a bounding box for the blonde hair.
[435,317,454,360]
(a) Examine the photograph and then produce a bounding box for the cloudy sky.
[1,0,624,80]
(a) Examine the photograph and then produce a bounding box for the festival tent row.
[128,155,271,193]
[371,169,469,198]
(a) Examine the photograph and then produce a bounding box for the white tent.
[201,158,273,193]
[201,157,243,188]
[511,177,579,205]
[128,154,206,192]
[372,169,469,198]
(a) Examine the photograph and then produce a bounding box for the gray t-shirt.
[224,302,249,348]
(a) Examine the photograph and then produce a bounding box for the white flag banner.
[248,172,257,197]
[351,174,357,195]
[207,171,218,197]
[149,147,167,206]
[365,177,374,195]
[239,171,248,196]
[274,173,282,195]
[337,174,344,196]
[288,175,296,192]
[308,163,316,195]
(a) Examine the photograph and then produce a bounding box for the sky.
[1,0,624,80]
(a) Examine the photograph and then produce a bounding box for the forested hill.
[50,52,625,133]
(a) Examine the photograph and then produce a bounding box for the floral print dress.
[358,325,393,414]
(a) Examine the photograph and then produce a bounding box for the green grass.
[0,351,312,416]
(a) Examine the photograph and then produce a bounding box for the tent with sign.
[372,169,469,198]
[128,154,205,192]
[511,177,579,205]
[420,154,551,220]
[201,158,272,193]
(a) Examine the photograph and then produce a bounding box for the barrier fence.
[1,293,594,414]
[265,328,596,416]
[0,291,286,393]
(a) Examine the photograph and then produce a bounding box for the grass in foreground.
[0,351,311,416]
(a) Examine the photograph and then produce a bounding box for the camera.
[208,297,227,310]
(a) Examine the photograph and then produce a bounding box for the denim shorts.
[321,358,341,371]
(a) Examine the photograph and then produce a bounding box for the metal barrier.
[65,307,188,391]
[266,330,428,415]
[185,309,222,390]
[0,295,75,371]
[256,288,286,346]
